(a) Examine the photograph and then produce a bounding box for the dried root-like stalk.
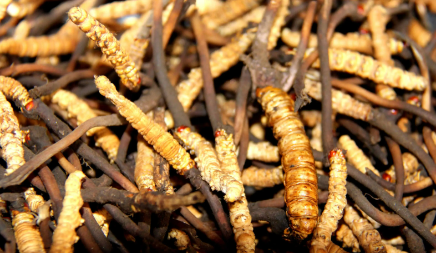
[338,135,380,176]
[174,126,243,202]
[311,149,347,253]
[176,29,256,111]
[0,91,25,175]
[6,0,44,19]
[95,75,194,175]
[241,166,283,187]
[336,223,360,252]
[13,212,45,253]
[344,205,387,253]
[50,171,86,253]
[215,129,255,253]
[24,188,45,213]
[167,228,190,250]
[68,7,140,91]
[268,0,290,50]
[246,141,280,162]
[216,6,265,37]
[201,0,262,30]
[93,208,112,237]
[135,135,157,192]
[89,0,152,21]
[0,76,33,110]
[257,86,318,242]
[51,89,119,162]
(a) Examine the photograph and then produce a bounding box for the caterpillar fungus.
[95,75,194,175]
[13,20,30,40]
[0,90,25,175]
[50,89,120,163]
[0,76,34,110]
[216,6,265,37]
[256,86,318,242]
[174,126,244,202]
[311,149,347,253]
[6,0,44,19]
[215,129,255,253]
[24,188,45,213]
[382,152,419,183]
[368,5,393,66]
[93,208,112,237]
[408,19,431,48]
[241,166,283,188]
[68,7,140,91]
[310,48,427,91]
[89,0,152,21]
[50,171,86,253]
[201,0,262,30]
[246,141,280,162]
[335,224,360,252]
[135,135,157,192]
[176,29,256,111]
[167,228,191,251]
[268,0,290,50]
[0,0,11,21]
[12,212,45,253]
[338,135,380,176]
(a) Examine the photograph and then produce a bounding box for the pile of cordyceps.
[1,0,436,252]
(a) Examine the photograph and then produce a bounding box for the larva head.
[407,96,420,107]
[68,7,88,24]
[328,148,345,161]
[214,129,225,138]
[95,75,116,97]
[176,126,190,133]
[382,172,392,183]
[24,100,34,111]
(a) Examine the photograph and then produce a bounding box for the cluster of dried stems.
[0,0,436,252]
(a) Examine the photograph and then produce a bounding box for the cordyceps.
[68,7,140,91]
[94,75,194,175]
[12,212,45,253]
[0,76,33,110]
[134,135,157,192]
[256,86,318,242]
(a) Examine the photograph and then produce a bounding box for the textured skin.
[176,30,256,111]
[383,152,419,183]
[135,135,156,192]
[24,188,45,213]
[241,166,283,187]
[6,0,43,18]
[336,224,360,252]
[216,6,265,37]
[338,135,380,176]
[215,129,255,253]
[0,76,32,108]
[89,0,152,20]
[95,75,194,174]
[368,5,393,66]
[175,127,243,202]
[51,89,119,162]
[167,228,190,250]
[13,212,45,253]
[246,141,280,162]
[408,19,431,47]
[375,84,396,100]
[268,0,289,50]
[93,209,111,237]
[0,0,12,21]
[50,171,86,253]
[68,7,140,91]
[256,86,318,242]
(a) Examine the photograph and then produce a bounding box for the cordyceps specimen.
[68,7,140,91]
[256,86,318,242]
[12,212,45,253]
[0,76,34,110]
[94,75,194,175]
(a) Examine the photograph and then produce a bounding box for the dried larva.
[344,205,387,253]
[50,89,119,163]
[50,171,86,253]
[215,129,255,253]
[201,0,262,30]
[13,20,30,40]
[338,135,380,176]
[92,208,112,237]
[68,7,140,91]
[35,56,60,66]
[311,149,347,253]
[246,141,280,163]
[135,135,157,192]
[7,0,43,19]
[0,0,11,21]
[375,84,397,101]
[408,19,431,47]
[384,244,407,253]
[216,6,265,37]
[382,152,419,183]
[267,0,290,50]
[241,166,283,187]
[13,212,45,253]
[336,223,360,252]
[0,76,33,110]
[176,30,256,111]
[24,188,45,213]
[0,91,25,175]
[167,228,190,250]
[95,75,194,175]
[300,110,322,128]
[174,126,244,202]
[256,86,318,242]
[89,0,152,21]
[382,236,405,246]
[368,5,393,66]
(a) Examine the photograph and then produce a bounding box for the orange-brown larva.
[13,212,45,253]
[241,166,283,188]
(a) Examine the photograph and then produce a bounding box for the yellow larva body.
[336,224,360,252]
[368,5,393,66]
[0,0,12,21]
[167,228,190,250]
[246,141,280,162]
[135,135,156,192]
[268,0,290,50]
[408,19,431,47]
[95,75,194,174]
[6,0,43,18]
[13,20,30,40]
[68,7,140,91]
[13,212,45,253]
[375,84,397,101]
[89,0,152,21]
[215,129,255,253]
[216,6,265,37]
[0,76,33,109]
[175,127,244,202]
[51,89,119,163]
[24,188,45,213]
[93,208,112,237]
[50,171,86,253]
[176,30,256,111]
[241,166,283,187]
[383,152,419,183]
[256,86,318,241]
[338,135,380,176]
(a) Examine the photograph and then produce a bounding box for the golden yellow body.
[336,224,360,252]
[13,212,45,253]
[241,166,283,187]
[167,228,190,250]
[135,135,157,192]
[216,6,265,37]
[0,76,33,109]
[89,0,153,20]
[338,135,380,176]
[246,141,280,162]
[24,188,45,213]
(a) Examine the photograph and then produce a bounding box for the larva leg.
[257,86,318,242]
[135,135,157,192]
[338,135,380,176]
[241,166,283,187]
[12,212,45,253]
[246,141,280,162]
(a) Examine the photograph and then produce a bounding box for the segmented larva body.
[0,76,33,110]
[408,19,431,47]
[0,0,11,21]
[344,206,387,253]
[256,86,318,241]
[13,212,45,253]
[375,84,397,101]
[167,228,190,251]
[246,141,280,162]
[50,171,86,253]
[215,129,255,253]
[368,5,393,66]
[335,224,360,252]
[68,7,140,91]
[338,135,380,176]
[51,89,119,163]
[300,110,322,128]
[304,78,373,121]
[382,152,419,183]
[135,135,156,192]
[176,30,256,111]
[13,20,30,40]
[241,166,283,187]
[24,188,45,213]
[93,209,112,237]
[281,29,404,55]
[311,48,427,91]
[216,6,265,37]
[194,0,223,15]
[95,76,194,174]
[35,56,60,66]
[6,0,43,18]
[268,0,290,50]
[0,91,25,175]
[89,0,152,21]
[201,0,262,30]
[311,149,347,253]
[175,126,244,202]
